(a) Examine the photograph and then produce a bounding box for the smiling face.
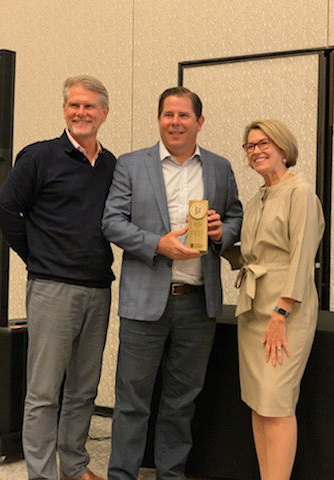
[247,128,287,184]
[63,84,109,144]
[158,95,204,163]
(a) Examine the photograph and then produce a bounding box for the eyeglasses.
[242,139,271,154]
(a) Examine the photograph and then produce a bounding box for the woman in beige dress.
[236,119,325,480]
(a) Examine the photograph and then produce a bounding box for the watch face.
[189,202,207,219]
[274,306,290,317]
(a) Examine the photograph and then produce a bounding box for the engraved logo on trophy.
[187,200,208,253]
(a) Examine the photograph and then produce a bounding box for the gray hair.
[63,75,109,108]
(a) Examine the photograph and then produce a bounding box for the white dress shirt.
[159,141,204,285]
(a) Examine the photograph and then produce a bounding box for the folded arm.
[0,149,38,263]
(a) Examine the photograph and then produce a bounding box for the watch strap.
[273,306,291,318]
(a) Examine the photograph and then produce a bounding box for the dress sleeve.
[280,183,325,302]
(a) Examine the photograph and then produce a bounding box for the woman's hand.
[262,313,291,366]
[262,298,295,366]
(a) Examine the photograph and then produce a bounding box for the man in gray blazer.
[102,86,242,480]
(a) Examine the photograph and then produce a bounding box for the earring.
[282,158,287,164]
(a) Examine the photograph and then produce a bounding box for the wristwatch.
[273,306,291,318]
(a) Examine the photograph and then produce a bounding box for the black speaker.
[0,326,27,456]
[0,49,16,327]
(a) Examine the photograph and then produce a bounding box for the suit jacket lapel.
[144,143,170,232]
[200,147,216,206]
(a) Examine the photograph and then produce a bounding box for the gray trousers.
[108,288,216,480]
[23,279,111,480]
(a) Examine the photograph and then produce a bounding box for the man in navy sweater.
[0,75,116,480]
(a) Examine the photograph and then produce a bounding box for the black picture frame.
[178,47,334,310]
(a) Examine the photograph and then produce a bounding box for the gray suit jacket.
[102,142,242,320]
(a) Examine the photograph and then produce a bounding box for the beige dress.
[236,174,325,417]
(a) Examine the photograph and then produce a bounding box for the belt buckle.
[171,283,184,296]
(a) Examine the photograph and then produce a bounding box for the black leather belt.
[170,283,203,296]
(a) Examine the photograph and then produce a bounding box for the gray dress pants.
[23,279,111,480]
[108,288,215,480]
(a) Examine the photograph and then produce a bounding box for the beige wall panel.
[132,0,328,148]
[98,245,122,406]
[183,54,319,304]
[0,0,133,157]
[0,0,134,407]
[329,0,334,45]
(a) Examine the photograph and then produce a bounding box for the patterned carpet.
[0,416,157,480]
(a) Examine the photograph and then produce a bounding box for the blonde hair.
[243,119,298,167]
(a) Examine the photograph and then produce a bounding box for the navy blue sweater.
[0,131,116,288]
